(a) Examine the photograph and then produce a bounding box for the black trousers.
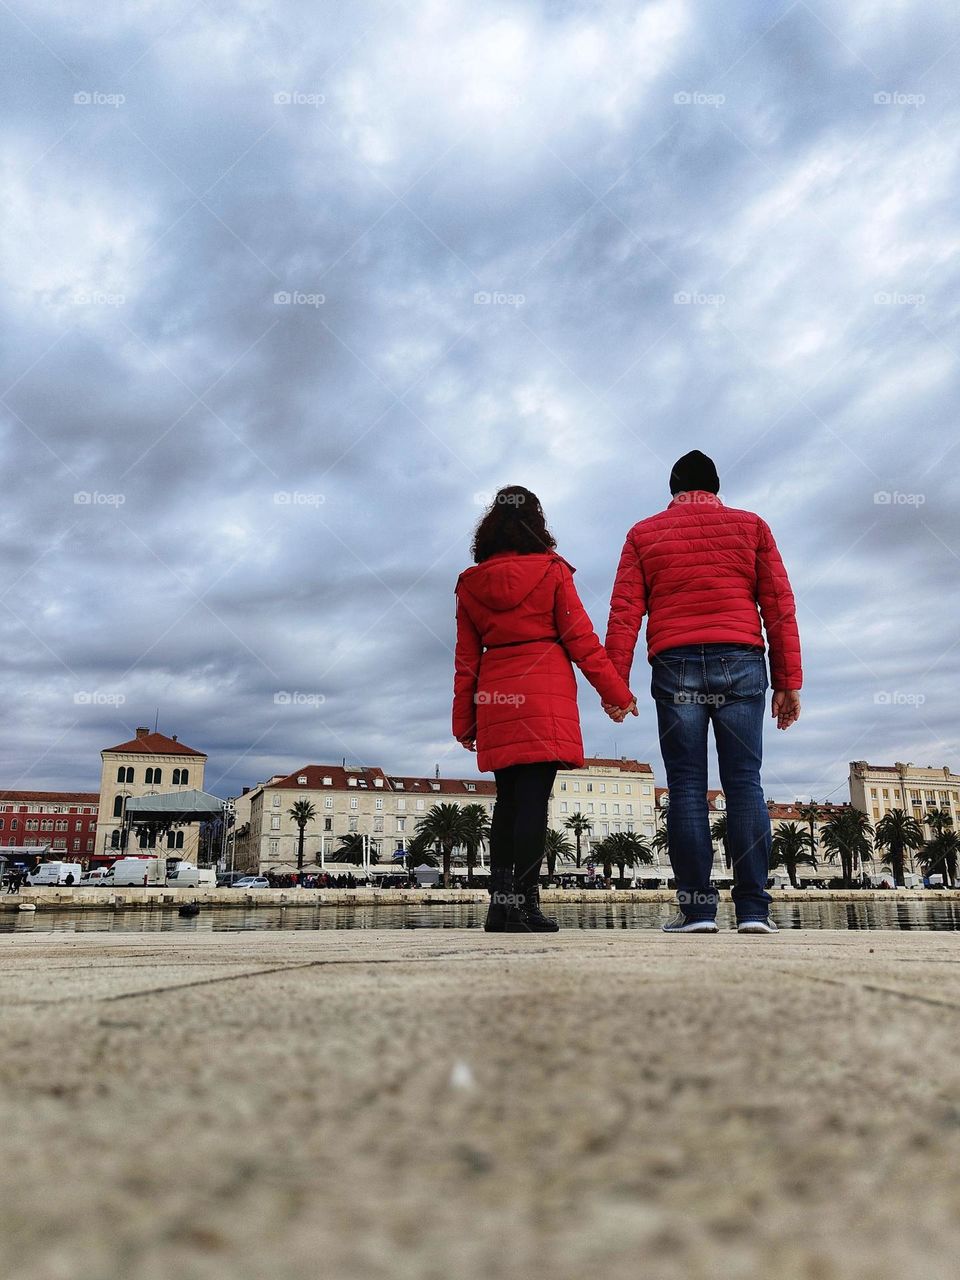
[490,761,561,886]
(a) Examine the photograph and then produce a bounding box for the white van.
[25,862,83,886]
[80,867,112,886]
[166,863,216,888]
[112,856,167,887]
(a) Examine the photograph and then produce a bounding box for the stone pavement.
[2,929,959,1280]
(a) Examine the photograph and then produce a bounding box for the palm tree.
[287,800,317,876]
[415,803,470,888]
[651,826,670,863]
[874,809,925,887]
[595,831,654,886]
[402,831,439,875]
[770,822,816,888]
[797,802,821,861]
[918,808,959,886]
[543,828,573,879]
[335,832,367,865]
[563,812,592,868]
[459,804,491,887]
[820,808,873,888]
[710,814,730,869]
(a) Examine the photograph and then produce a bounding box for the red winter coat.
[453,552,634,773]
[605,491,803,691]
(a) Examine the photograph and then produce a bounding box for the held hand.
[603,697,638,723]
[458,737,477,752]
[771,690,801,730]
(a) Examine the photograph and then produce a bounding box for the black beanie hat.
[669,450,720,495]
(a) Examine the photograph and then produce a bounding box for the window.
[55,820,68,831]
[560,781,567,791]
[350,797,358,810]
[600,804,607,815]
[324,818,332,831]
[587,803,594,814]
[870,788,877,798]
[271,816,280,830]
[625,805,633,815]
[10,819,17,829]
[466,783,476,792]
[40,819,53,831]
[269,839,279,856]
[416,799,424,811]
[882,788,889,799]
[113,795,124,818]
[642,785,650,795]
[26,819,38,831]
[167,830,184,849]
[53,838,66,849]
[397,798,406,810]
[179,769,188,786]
[374,817,383,832]
[573,782,580,792]
[375,798,383,810]
[612,783,619,794]
[599,784,605,793]
[86,839,93,852]
[643,805,652,816]
[560,802,568,813]
[273,795,281,807]
[348,816,358,832]
[323,776,332,786]
[612,805,620,816]
[586,783,593,793]
[397,818,406,832]
[324,797,333,810]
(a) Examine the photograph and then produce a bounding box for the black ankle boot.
[516,881,560,932]
[484,868,528,933]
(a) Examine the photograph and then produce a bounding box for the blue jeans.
[651,643,772,922]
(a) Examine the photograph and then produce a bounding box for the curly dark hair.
[471,486,557,563]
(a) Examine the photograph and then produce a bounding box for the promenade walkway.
[2,930,958,1279]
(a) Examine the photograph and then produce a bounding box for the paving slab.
[1,930,959,1280]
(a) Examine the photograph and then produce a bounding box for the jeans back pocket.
[719,652,768,699]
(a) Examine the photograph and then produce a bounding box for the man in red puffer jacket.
[604,451,802,935]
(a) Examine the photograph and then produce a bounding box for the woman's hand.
[458,737,477,752]
[603,697,638,723]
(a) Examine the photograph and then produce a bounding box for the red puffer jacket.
[453,552,634,773]
[605,491,802,690]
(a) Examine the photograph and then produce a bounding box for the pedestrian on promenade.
[453,485,637,933]
[604,450,802,935]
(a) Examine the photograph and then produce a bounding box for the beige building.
[849,761,959,831]
[96,727,207,859]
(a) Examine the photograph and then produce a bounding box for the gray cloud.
[1,0,958,803]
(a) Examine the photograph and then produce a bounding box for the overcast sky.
[1,0,958,805]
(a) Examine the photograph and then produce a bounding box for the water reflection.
[4,899,960,933]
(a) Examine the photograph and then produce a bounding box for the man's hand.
[602,698,639,724]
[458,737,476,752]
[771,690,801,730]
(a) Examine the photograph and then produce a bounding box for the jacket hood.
[456,552,573,612]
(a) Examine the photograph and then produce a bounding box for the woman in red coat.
[453,486,637,932]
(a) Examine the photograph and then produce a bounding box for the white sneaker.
[737,918,779,934]
[662,913,719,934]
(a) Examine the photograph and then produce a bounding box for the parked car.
[80,868,112,886]
[166,863,216,889]
[232,876,270,889]
[25,861,83,886]
[217,871,248,887]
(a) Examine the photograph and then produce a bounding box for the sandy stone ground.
[2,929,959,1280]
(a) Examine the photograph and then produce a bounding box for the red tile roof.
[102,731,206,757]
[581,757,654,774]
[270,765,390,790]
[0,789,99,805]
[267,765,497,797]
[387,775,497,797]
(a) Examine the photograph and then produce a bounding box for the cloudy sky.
[2,0,958,805]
